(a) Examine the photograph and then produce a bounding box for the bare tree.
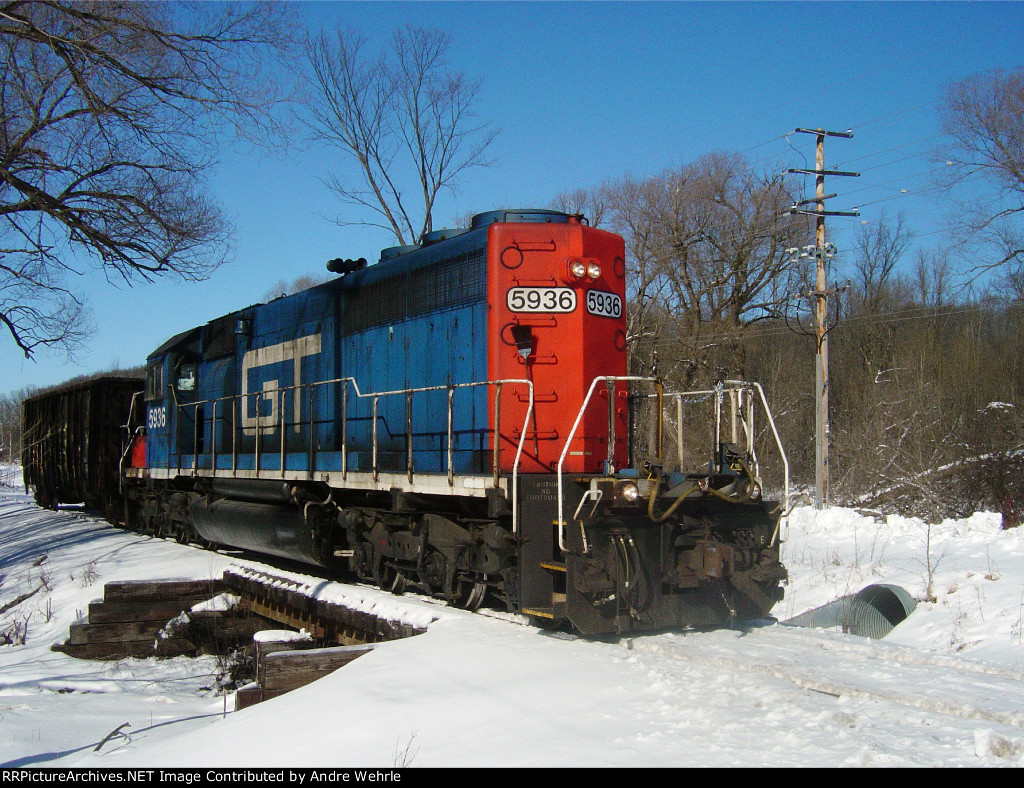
[303,25,498,245]
[936,67,1024,280]
[846,212,912,314]
[551,185,610,228]
[594,154,809,387]
[912,248,954,307]
[262,272,332,302]
[0,387,24,462]
[0,1,298,359]
[839,214,914,383]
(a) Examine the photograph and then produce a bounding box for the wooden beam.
[261,645,375,694]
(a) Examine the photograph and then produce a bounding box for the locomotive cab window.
[145,362,164,401]
[176,363,197,393]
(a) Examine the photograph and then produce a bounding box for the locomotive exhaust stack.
[24,209,789,636]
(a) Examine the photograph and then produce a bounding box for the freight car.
[29,210,790,635]
[22,376,144,518]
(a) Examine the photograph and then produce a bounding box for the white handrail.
[725,379,790,546]
[168,375,534,532]
[556,376,658,551]
[557,378,790,552]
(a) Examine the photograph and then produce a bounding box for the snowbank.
[2,480,1023,767]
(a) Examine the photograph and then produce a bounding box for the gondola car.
[22,376,144,518]
[38,209,790,635]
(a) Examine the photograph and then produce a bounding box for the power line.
[845,98,942,133]
[835,133,944,169]
[641,299,1024,349]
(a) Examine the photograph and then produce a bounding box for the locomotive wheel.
[465,581,487,612]
[376,561,405,595]
[445,572,487,611]
[420,549,447,594]
[352,543,375,582]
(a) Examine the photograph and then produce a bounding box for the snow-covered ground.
[2,464,1023,767]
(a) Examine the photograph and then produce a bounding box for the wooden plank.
[247,597,327,638]
[255,638,314,685]
[234,684,263,711]
[52,637,196,660]
[261,645,374,693]
[103,579,225,604]
[221,570,427,645]
[67,620,173,645]
[188,611,279,641]
[88,600,194,624]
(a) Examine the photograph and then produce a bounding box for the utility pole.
[786,128,859,509]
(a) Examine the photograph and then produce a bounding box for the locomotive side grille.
[408,250,485,315]
[345,276,408,334]
[344,248,485,334]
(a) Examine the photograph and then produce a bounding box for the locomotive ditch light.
[616,480,640,503]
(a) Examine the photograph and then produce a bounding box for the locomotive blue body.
[142,225,491,478]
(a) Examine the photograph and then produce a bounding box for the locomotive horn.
[326,257,367,275]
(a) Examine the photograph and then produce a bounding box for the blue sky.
[4,1,1023,396]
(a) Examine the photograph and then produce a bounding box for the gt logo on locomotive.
[240,333,322,436]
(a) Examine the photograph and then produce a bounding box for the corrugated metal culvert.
[784,584,918,639]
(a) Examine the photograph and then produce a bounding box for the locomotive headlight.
[568,259,587,280]
[616,480,640,503]
[587,262,602,280]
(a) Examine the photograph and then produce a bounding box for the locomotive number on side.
[147,406,166,430]
[506,287,577,313]
[586,290,622,318]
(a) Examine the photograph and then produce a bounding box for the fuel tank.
[190,498,324,566]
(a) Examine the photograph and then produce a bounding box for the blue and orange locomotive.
[24,210,788,635]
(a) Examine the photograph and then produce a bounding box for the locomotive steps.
[51,570,428,708]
